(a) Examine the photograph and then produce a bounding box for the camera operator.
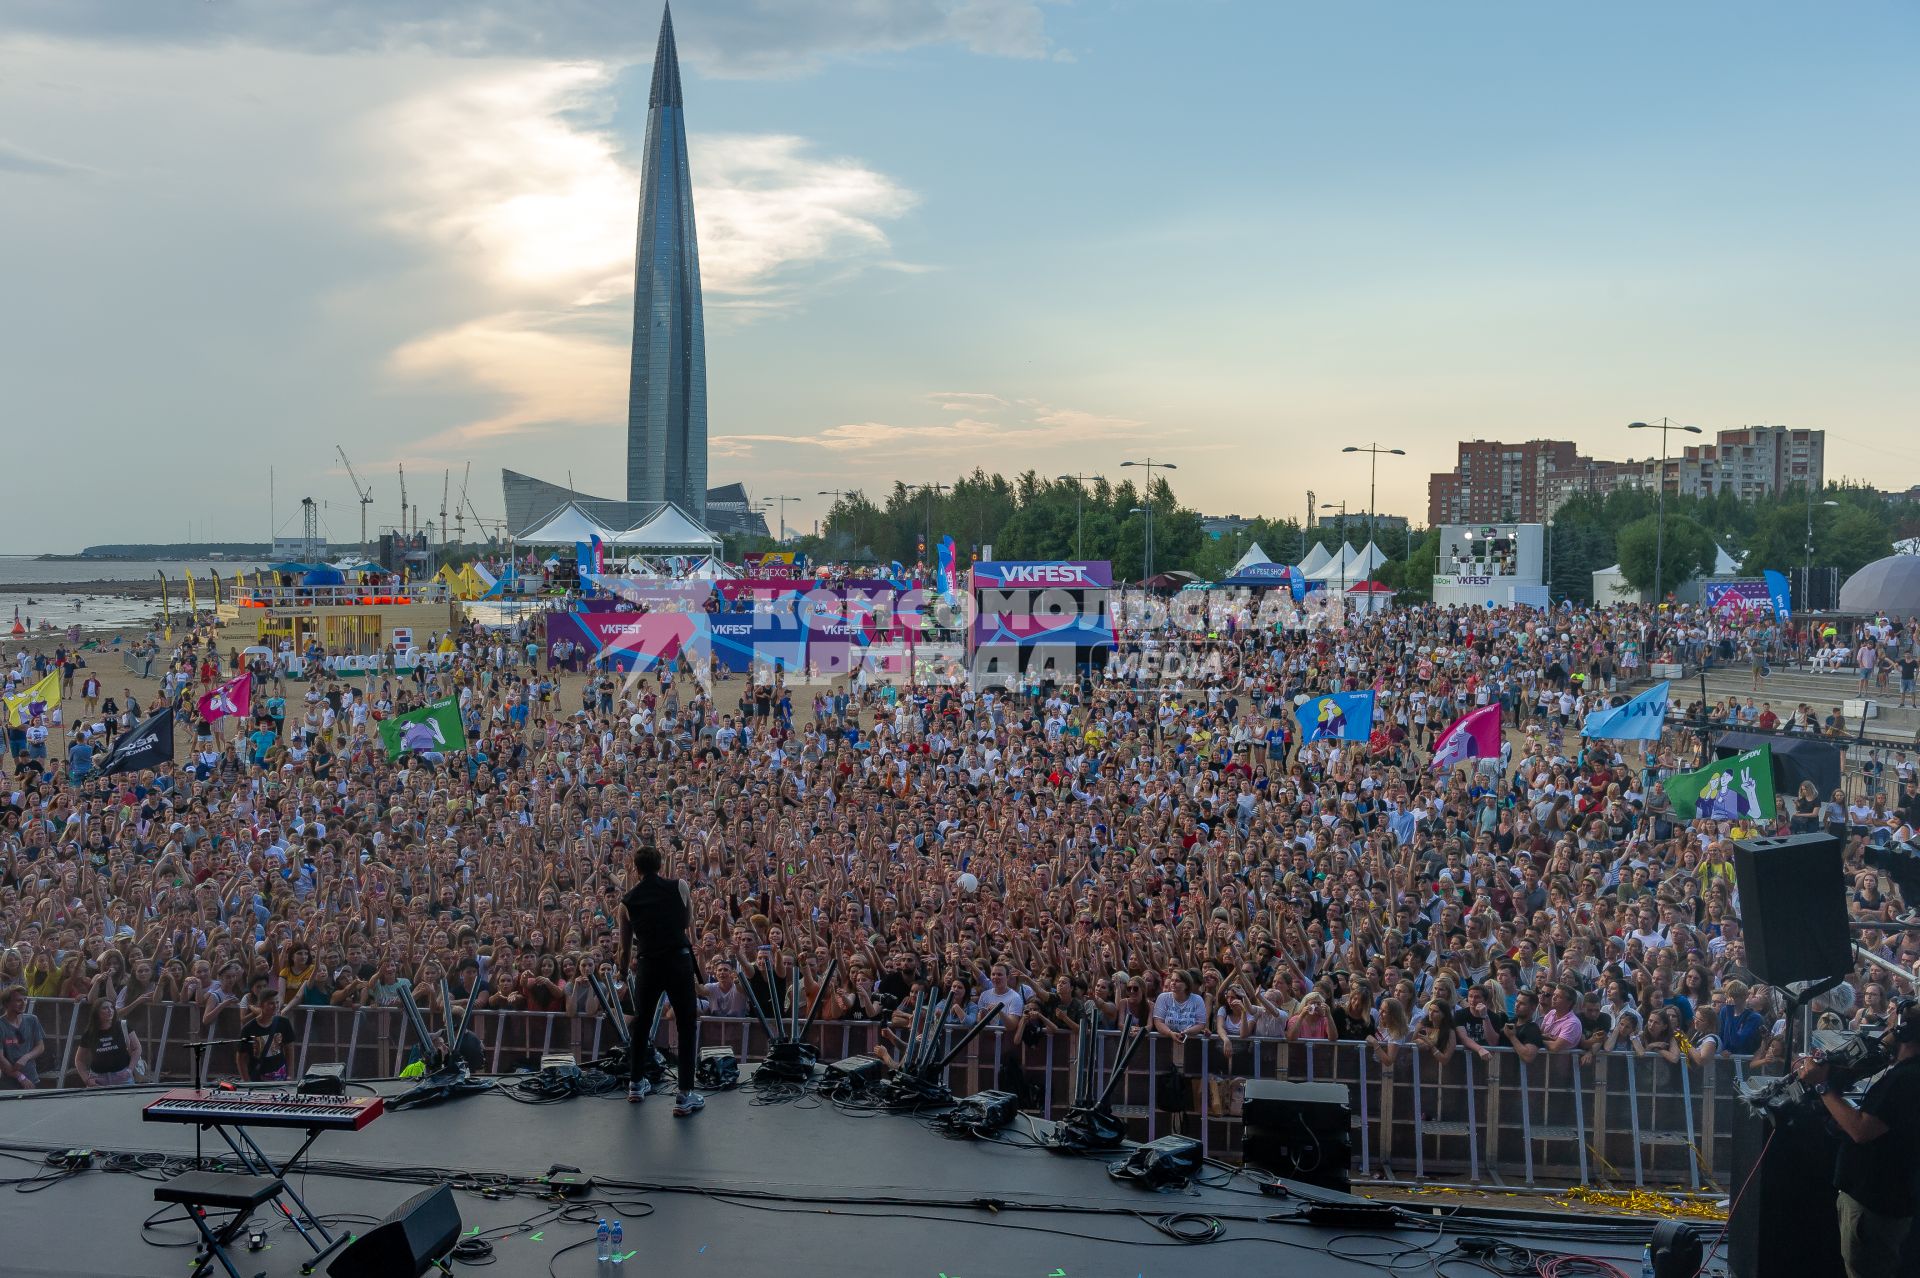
[1795,1003,1920,1278]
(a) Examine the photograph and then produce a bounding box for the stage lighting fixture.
[945,1090,1019,1134]
[823,1054,886,1087]
[1648,1220,1704,1278]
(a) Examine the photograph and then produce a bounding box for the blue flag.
[1581,681,1670,741]
[1296,691,1375,743]
[1763,569,1791,620]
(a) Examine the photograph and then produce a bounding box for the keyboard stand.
[196,1119,351,1275]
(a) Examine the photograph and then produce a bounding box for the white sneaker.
[627,1078,651,1103]
[673,1090,704,1116]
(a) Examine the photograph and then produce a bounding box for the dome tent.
[1839,554,1920,615]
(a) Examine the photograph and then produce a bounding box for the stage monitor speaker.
[1241,1079,1352,1193]
[1731,833,1851,987]
[328,1183,461,1278]
[1727,1107,1842,1278]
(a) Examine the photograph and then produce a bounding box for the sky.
[1,0,1916,551]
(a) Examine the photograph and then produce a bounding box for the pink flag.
[1430,703,1502,772]
[196,674,251,724]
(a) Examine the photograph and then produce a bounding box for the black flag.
[99,707,174,777]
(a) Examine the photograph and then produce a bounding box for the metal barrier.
[22,997,1754,1189]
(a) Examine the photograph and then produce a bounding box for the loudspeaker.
[328,1184,461,1277]
[1727,1107,1842,1278]
[1241,1080,1352,1193]
[1731,833,1851,986]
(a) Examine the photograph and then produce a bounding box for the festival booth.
[969,560,1114,688]
[217,560,455,658]
[1218,562,1297,591]
[1342,579,1397,616]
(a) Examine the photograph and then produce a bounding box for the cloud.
[715,397,1150,460]
[0,138,88,178]
[370,61,918,450]
[696,134,918,297]
[9,0,1055,74]
[373,66,917,307]
[390,314,627,448]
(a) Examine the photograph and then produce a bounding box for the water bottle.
[594,1218,611,1262]
[609,1220,624,1264]
[1640,1242,1655,1278]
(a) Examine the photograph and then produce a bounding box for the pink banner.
[196,674,251,724]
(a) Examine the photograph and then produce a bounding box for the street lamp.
[1342,444,1406,552]
[1119,458,1176,581]
[1057,473,1102,560]
[1627,419,1704,602]
[1807,498,1840,577]
[910,483,950,569]
[1321,501,1349,596]
[760,495,802,543]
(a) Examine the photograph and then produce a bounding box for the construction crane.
[397,463,410,539]
[453,462,470,543]
[458,462,498,547]
[336,446,373,556]
[439,470,450,556]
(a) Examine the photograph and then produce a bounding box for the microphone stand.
[186,1037,249,1168]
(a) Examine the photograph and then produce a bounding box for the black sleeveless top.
[84,1021,131,1074]
[622,875,691,959]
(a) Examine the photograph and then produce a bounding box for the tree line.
[734,468,1918,605]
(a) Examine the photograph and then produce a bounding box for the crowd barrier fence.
[20,997,1759,1189]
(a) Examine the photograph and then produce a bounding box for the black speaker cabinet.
[328,1183,461,1277]
[1728,1106,1842,1278]
[1241,1079,1352,1193]
[1731,833,1851,987]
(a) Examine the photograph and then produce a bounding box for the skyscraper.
[626,3,707,522]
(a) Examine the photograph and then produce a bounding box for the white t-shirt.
[976,986,1025,1023]
[1152,991,1209,1034]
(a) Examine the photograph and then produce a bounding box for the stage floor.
[0,1077,1651,1277]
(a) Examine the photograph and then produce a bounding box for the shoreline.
[0,580,171,597]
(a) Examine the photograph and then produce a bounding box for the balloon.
[957,872,979,894]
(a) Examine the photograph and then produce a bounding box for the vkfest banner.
[971,560,1114,588]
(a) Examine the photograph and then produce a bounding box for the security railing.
[17,997,1758,1189]
[226,582,450,607]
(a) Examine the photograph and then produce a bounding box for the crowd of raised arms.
[1,594,1916,1092]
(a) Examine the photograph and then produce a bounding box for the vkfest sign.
[971,561,1113,588]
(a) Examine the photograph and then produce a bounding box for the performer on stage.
[1796,1002,1920,1278]
[617,845,703,1115]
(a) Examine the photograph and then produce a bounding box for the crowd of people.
[0,591,1915,1107]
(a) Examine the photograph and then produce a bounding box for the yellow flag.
[3,672,60,727]
[185,568,198,612]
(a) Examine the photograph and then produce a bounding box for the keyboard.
[142,1089,385,1132]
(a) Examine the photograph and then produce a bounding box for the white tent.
[1308,543,1362,582]
[610,503,722,551]
[1592,563,1644,605]
[517,502,619,546]
[1346,541,1388,579]
[1298,541,1334,577]
[1712,543,1742,575]
[1231,541,1273,574]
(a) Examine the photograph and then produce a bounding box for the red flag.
[196,674,251,725]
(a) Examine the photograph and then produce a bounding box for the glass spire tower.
[626,3,707,522]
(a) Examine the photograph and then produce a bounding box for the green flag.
[378,697,467,759]
[1663,745,1775,823]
